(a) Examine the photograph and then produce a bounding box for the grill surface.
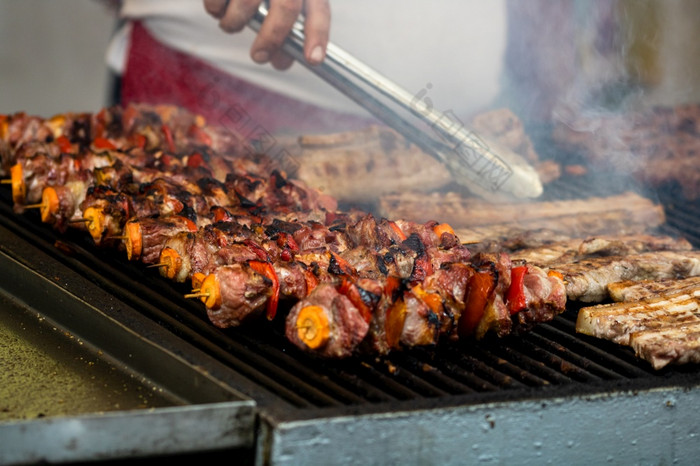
[0,167,700,462]
[1,169,699,430]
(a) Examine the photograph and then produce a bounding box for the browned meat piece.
[225,169,337,214]
[608,276,700,302]
[12,152,81,209]
[509,234,694,268]
[641,156,700,200]
[123,215,197,264]
[286,283,369,359]
[160,222,279,282]
[40,178,93,233]
[577,234,693,256]
[560,250,700,302]
[202,263,271,328]
[290,125,452,203]
[379,191,665,236]
[514,264,568,332]
[577,285,700,370]
[576,288,700,345]
[290,108,553,204]
[509,241,581,267]
[1,111,92,168]
[630,322,700,370]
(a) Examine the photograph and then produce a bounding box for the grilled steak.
[560,250,700,302]
[608,276,700,302]
[577,289,700,345]
[577,287,700,370]
[379,191,665,237]
[289,108,553,205]
[630,322,700,370]
[552,103,700,200]
[290,125,452,203]
[504,233,692,267]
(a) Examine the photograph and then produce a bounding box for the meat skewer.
[164,212,567,358]
[2,104,570,361]
[287,239,565,358]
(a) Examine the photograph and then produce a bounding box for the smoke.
[494,1,699,207]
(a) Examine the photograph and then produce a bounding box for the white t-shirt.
[107,0,507,119]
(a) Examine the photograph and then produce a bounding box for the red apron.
[121,21,373,136]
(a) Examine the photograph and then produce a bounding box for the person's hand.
[203,0,330,70]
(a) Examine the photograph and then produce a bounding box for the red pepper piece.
[129,133,147,149]
[277,232,300,252]
[328,252,357,279]
[388,220,407,241]
[157,153,175,169]
[93,137,117,151]
[338,278,372,323]
[55,135,73,153]
[506,265,528,315]
[458,271,495,337]
[187,152,206,169]
[243,239,269,261]
[248,260,280,320]
[211,206,233,223]
[303,268,319,295]
[161,124,176,153]
[188,124,212,146]
[384,276,401,298]
[173,215,198,232]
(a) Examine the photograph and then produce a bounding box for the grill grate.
[1,174,699,421]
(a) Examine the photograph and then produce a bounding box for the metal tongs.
[248,5,543,199]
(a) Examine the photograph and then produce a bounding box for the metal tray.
[0,223,256,465]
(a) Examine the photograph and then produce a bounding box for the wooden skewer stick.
[146,262,168,269]
[1,179,12,184]
[184,292,209,299]
[106,235,129,240]
[23,202,46,209]
[461,240,482,245]
[68,218,92,224]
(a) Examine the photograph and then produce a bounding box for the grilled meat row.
[1,104,568,359]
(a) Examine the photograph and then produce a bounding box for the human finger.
[218,0,262,33]
[270,50,295,70]
[250,0,304,64]
[203,0,230,18]
[302,0,330,65]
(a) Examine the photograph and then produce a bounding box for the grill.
[1,170,700,465]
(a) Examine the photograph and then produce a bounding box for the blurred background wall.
[0,1,116,116]
[1,0,698,120]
